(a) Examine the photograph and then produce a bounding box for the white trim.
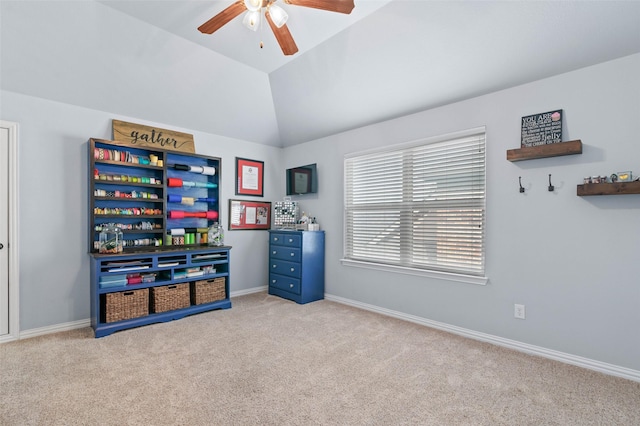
[325,293,640,383]
[3,286,268,342]
[18,319,91,340]
[0,120,19,342]
[230,285,267,298]
[340,259,488,286]
[0,333,18,344]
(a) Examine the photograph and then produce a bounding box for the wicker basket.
[150,283,190,313]
[191,277,226,305]
[104,288,149,323]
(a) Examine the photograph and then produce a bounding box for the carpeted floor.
[1,292,639,425]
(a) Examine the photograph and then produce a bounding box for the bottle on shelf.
[99,224,123,254]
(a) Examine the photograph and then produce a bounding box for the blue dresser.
[268,230,325,304]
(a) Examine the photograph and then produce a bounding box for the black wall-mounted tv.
[286,164,318,195]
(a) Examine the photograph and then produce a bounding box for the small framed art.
[228,199,271,230]
[235,157,264,197]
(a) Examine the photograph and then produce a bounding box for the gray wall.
[1,0,638,374]
[1,0,283,331]
[284,53,640,371]
[1,91,281,331]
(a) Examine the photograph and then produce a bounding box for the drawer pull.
[288,238,293,243]
[272,251,277,255]
[272,280,276,283]
[290,268,295,272]
[289,284,294,288]
[274,237,279,241]
[272,264,277,268]
[290,252,295,257]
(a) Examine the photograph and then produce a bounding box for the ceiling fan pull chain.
[260,6,265,48]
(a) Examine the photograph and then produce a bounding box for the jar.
[208,222,224,246]
[99,224,123,254]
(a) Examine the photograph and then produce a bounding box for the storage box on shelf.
[89,138,230,338]
[191,277,226,305]
[150,283,191,313]
[90,247,231,337]
[103,288,149,323]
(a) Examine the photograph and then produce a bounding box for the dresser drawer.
[270,259,301,278]
[270,233,301,247]
[269,273,301,295]
[270,246,301,262]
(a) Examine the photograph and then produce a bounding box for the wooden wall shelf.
[507,140,582,162]
[577,181,640,196]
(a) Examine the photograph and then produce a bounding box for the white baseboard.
[18,319,91,340]
[325,293,640,383]
[0,333,19,344]
[230,285,267,298]
[7,287,267,343]
[11,290,638,383]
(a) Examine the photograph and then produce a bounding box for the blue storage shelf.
[90,236,232,338]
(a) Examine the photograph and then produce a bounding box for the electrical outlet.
[514,304,526,319]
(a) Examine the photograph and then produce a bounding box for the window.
[343,128,486,281]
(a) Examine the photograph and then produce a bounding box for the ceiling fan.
[198,0,355,56]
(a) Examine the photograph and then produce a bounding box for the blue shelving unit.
[90,247,232,338]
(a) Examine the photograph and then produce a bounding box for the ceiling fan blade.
[266,11,299,56]
[198,1,247,34]
[284,0,355,14]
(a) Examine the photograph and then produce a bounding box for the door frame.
[0,120,20,343]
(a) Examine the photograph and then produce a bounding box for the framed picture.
[228,199,271,230]
[291,167,312,194]
[235,157,264,197]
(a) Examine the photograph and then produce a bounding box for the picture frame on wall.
[235,157,264,197]
[228,199,271,230]
[292,167,312,194]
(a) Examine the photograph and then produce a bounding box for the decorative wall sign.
[229,199,271,230]
[521,109,563,147]
[235,157,264,197]
[112,119,195,153]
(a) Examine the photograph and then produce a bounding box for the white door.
[0,126,9,336]
[0,120,18,341]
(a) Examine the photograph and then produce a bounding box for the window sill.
[340,259,488,286]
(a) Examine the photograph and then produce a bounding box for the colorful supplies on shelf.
[167,177,217,189]
[99,274,128,288]
[141,273,156,283]
[171,164,216,176]
[126,274,143,285]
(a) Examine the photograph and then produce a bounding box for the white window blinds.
[344,129,486,277]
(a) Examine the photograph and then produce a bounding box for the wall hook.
[548,174,554,192]
[519,176,525,193]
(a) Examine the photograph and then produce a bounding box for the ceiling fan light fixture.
[243,10,261,31]
[268,4,288,28]
[244,0,262,12]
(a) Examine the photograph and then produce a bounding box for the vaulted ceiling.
[3,1,640,148]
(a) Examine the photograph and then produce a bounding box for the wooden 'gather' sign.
[112,119,195,153]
